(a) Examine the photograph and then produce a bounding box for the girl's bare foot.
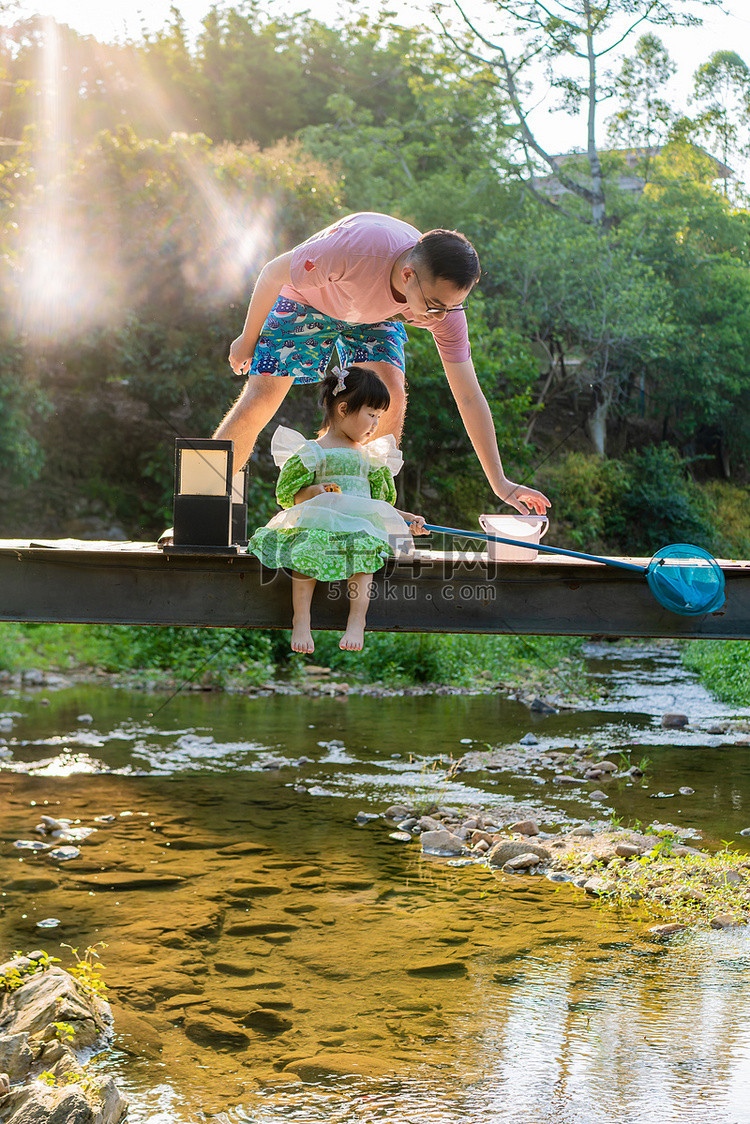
[339,624,365,651]
[291,623,314,653]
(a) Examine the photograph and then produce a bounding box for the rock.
[241,1008,293,1034]
[519,733,539,745]
[706,724,726,734]
[384,804,412,821]
[504,852,542,871]
[420,830,467,856]
[661,712,688,728]
[0,1079,127,1124]
[570,825,594,837]
[509,820,539,836]
[388,831,412,842]
[283,1051,393,1081]
[596,760,618,773]
[184,1014,250,1048]
[679,787,695,796]
[583,876,617,896]
[418,815,444,832]
[615,844,641,859]
[553,775,579,785]
[0,1032,33,1082]
[530,697,558,714]
[589,790,608,801]
[648,923,688,938]
[486,841,550,868]
[709,912,743,929]
[406,960,468,978]
[76,714,94,724]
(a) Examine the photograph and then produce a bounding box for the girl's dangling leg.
[340,572,374,652]
[291,572,317,653]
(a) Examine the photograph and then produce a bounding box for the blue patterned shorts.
[248,297,408,384]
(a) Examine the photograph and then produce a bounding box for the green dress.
[248,426,413,581]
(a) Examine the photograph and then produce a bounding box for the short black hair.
[318,365,390,433]
[408,229,481,290]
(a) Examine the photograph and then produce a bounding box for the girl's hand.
[293,484,326,504]
[399,511,429,536]
[499,482,550,516]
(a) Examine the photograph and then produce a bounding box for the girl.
[249,365,428,653]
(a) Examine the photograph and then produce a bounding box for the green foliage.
[538,445,717,554]
[61,943,107,999]
[605,444,717,553]
[0,622,275,689]
[296,631,586,691]
[683,640,750,705]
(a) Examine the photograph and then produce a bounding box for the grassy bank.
[683,640,750,706]
[0,622,587,696]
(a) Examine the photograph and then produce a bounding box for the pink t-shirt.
[282,212,471,364]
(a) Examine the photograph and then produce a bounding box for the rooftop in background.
[533,146,734,200]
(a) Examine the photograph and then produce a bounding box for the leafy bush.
[538,445,718,555]
[295,630,585,690]
[683,640,750,706]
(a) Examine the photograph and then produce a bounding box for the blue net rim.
[645,543,726,616]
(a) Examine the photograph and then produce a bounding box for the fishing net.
[645,544,725,616]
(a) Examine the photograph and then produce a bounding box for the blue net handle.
[422,524,646,572]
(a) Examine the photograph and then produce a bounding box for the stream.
[2,640,750,1124]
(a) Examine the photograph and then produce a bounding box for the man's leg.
[357,361,407,445]
[213,374,295,471]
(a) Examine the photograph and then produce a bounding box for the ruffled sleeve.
[368,466,397,505]
[270,426,324,473]
[276,454,316,509]
[365,434,403,478]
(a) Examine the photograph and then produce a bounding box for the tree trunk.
[585,382,613,457]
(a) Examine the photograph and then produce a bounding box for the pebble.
[388,832,413,843]
[420,830,467,856]
[77,714,94,723]
[661,712,688,728]
[740,828,750,837]
[13,840,49,851]
[679,787,695,796]
[510,820,539,836]
[529,697,558,714]
[570,825,594,837]
[648,923,688,938]
[504,852,542,871]
[47,846,81,861]
[710,912,743,929]
[615,844,641,859]
[35,918,61,929]
[354,811,379,825]
[589,790,608,801]
[553,775,579,785]
[519,733,539,746]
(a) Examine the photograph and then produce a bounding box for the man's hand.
[499,483,550,516]
[229,334,255,376]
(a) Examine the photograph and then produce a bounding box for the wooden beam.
[0,539,748,639]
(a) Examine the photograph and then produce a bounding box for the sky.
[7,0,750,178]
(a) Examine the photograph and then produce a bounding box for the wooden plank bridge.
[1,538,749,639]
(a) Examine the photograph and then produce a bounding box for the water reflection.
[1,643,750,1122]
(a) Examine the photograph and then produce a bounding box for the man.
[218,211,549,515]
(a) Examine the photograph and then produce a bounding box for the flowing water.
[2,641,750,1123]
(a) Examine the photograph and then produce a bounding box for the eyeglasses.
[412,270,468,315]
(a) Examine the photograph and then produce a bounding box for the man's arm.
[442,358,550,515]
[228,250,295,374]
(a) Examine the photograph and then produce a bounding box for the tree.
[433,0,723,223]
[483,203,673,455]
[607,32,676,159]
[691,50,750,194]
